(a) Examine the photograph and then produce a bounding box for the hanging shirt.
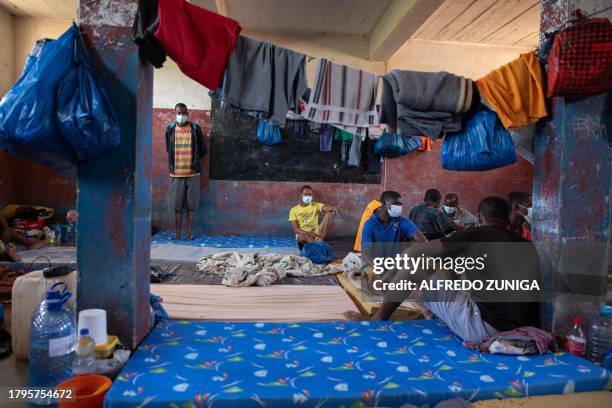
[154,0,242,90]
[171,124,196,177]
[354,200,382,252]
[288,202,325,233]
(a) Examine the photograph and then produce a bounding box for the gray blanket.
[380,70,473,139]
[216,36,307,127]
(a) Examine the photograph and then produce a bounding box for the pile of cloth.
[464,326,555,355]
[196,251,345,287]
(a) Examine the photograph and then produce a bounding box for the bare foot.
[27,240,49,250]
[344,311,368,321]
[6,244,21,262]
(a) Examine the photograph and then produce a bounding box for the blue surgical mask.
[387,204,402,218]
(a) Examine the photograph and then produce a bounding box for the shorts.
[295,225,321,250]
[169,174,200,212]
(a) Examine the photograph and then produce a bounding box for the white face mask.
[302,195,313,205]
[519,204,533,225]
[176,114,188,125]
[443,205,456,215]
[387,204,402,218]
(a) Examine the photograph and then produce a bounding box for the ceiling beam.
[369,0,443,61]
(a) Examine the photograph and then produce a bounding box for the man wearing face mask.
[508,192,532,241]
[443,193,476,228]
[165,103,207,240]
[289,185,339,249]
[361,191,427,257]
[409,189,460,240]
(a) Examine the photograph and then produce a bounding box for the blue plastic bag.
[441,107,517,171]
[257,119,282,146]
[56,25,120,162]
[374,132,422,157]
[300,241,336,265]
[0,29,77,169]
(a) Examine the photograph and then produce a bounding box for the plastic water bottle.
[73,328,96,375]
[587,305,612,364]
[28,282,76,406]
[566,317,587,357]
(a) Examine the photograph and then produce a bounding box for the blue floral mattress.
[105,320,611,407]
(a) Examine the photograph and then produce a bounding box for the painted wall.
[0,7,15,207]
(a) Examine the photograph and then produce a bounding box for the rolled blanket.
[380,70,473,139]
[307,59,379,128]
[464,326,554,355]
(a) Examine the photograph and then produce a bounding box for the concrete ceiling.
[0,0,76,19]
[412,0,541,47]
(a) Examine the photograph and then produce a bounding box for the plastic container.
[57,375,112,408]
[94,334,118,359]
[73,328,96,376]
[566,317,587,357]
[78,309,108,345]
[587,305,612,364]
[28,282,76,406]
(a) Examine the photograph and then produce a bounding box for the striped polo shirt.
[172,124,197,177]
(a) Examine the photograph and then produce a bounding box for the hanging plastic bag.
[300,241,335,265]
[374,131,422,157]
[441,107,517,171]
[56,25,120,162]
[0,28,78,169]
[256,119,282,146]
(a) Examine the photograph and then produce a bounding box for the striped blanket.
[306,59,379,128]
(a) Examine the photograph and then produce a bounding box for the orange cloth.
[354,200,382,252]
[475,51,548,129]
[416,136,432,151]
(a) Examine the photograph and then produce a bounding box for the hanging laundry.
[441,106,517,171]
[546,13,612,97]
[216,36,307,127]
[307,59,379,128]
[154,0,241,90]
[292,120,306,136]
[379,70,473,139]
[476,51,548,129]
[256,119,282,146]
[416,136,432,152]
[319,125,333,152]
[365,137,381,174]
[132,0,166,68]
[347,135,363,167]
[333,127,353,144]
[333,124,368,138]
[374,132,423,158]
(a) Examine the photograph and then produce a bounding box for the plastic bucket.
[57,375,112,408]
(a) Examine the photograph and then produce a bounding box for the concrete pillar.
[534,0,611,335]
[76,0,153,348]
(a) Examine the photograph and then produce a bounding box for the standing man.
[409,189,461,240]
[289,185,339,249]
[166,103,207,241]
[442,193,477,227]
[508,192,532,241]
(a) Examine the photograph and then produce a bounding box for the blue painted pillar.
[534,0,611,335]
[77,1,153,348]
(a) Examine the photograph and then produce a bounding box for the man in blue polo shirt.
[361,191,427,257]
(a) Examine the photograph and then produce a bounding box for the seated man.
[347,196,540,344]
[442,193,476,227]
[508,191,532,241]
[0,214,48,261]
[289,185,339,249]
[409,188,460,240]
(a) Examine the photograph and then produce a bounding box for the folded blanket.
[464,326,553,355]
[380,70,473,139]
[216,36,307,127]
[196,251,344,287]
[307,59,379,128]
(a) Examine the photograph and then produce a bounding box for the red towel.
[154,0,242,90]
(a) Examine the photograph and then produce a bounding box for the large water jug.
[587,305,612,364]
[28,282,76,406]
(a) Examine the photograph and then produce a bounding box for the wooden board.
[151,284,359,321]
[336,273,423,320]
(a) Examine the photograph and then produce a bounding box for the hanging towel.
[366,137,381,174]
[307,59,379,128]
[216,36,307,127]
[354,200,382,252]
[347,135,363,167]
[379,70,473,139]
[319,125,333,152]
[476,51,548,129]
[154,0,241,90]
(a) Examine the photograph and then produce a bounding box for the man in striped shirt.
[165,103,207,240]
